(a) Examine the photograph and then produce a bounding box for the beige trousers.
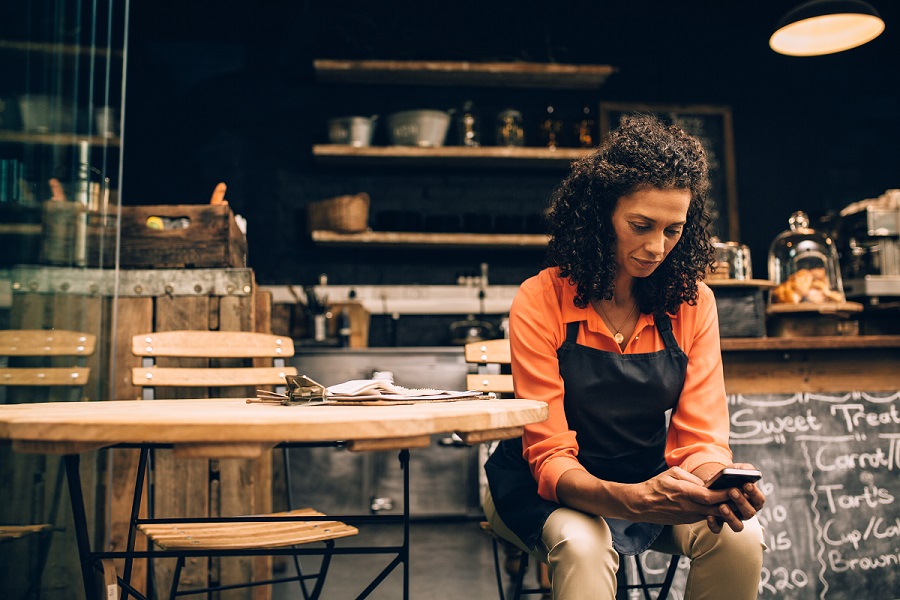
[484,490,765,600]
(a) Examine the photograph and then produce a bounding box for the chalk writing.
[727,392,899,599]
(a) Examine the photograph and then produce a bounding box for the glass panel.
[0,2,127,593]
[0,0,125,271]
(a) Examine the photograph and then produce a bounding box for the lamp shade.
[770,0,885,56]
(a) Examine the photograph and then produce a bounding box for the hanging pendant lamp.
[770,0,885,56]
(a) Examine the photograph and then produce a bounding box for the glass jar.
[496,109,524,147]
[768,211,845,305]
[710,241,752,280]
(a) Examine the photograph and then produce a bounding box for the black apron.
[485,313,688,554]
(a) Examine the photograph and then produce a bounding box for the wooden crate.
[118,204,247,268]
[709,282,768,338]
[3,266,274,600]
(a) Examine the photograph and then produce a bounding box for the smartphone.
[705,467,762,490]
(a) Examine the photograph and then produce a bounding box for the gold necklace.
[597,300,638,345]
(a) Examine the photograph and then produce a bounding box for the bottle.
[457,100,480,147]
[575,105,595,148]
[74,141,90,266]
[338,309,351,347]
[539,104,562,149]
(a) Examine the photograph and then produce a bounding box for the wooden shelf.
[310,230,549,249]
[314,59,617,89]
[0,223,41,235]
[312,144,590,168]
[0,39,124,59]
[0,131,120,147]
[706,278,776,288]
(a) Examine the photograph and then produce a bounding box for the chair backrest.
[0,329,96,397]
[465,338,514,394]
[131,330,297,399]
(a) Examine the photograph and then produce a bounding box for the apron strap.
[566,320,580,344]
[654,313,679,350]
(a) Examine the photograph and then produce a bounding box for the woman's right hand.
[557,466,755,533]
[558,466,724,526]
[627,466,761,533]
[623,466,723,523]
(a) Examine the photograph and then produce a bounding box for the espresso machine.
[837,190,900,299]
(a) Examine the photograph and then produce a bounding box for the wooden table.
[0,397,548,600]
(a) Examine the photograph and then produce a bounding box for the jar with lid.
[768,211,845,305]
[710,240,752,280]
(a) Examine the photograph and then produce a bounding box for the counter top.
[262,284,519,315]
[720,334,900,351]
[291,338,900,396]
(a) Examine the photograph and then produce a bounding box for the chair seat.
[138,508,358,551]
[0,524,53,542]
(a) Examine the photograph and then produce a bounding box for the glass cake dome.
[768,211,845,305]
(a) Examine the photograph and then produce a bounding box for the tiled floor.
[272,519,514,600]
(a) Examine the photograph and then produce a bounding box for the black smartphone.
[705,467,762,490]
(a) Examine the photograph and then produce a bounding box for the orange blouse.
[510,267,733,503]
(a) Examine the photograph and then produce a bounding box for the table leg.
[121,447,149,600]
[400,449,410,600]
[64,454,100,600]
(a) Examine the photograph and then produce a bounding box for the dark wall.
[122,0,900,286]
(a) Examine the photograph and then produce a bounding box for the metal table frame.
[65,444,413,600]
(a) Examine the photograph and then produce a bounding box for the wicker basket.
[306,193,370,233]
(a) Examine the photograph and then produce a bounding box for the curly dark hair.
[545,114,715,315]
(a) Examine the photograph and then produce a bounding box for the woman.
[484,115,765,599]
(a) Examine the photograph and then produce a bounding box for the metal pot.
[386,110,451,147]
[327,115,377,147]
[449,315,496,345]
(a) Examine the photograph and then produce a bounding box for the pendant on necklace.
[614,333,624,344]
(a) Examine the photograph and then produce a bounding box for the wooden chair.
[465,339,680,600]
[131,330,357,600]
[0,328,95,401]
[0,329,96,599]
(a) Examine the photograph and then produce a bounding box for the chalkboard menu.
[598,103,739,242]
[634,390,899,599]
[730,391,900,599]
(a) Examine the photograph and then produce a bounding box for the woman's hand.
[556,464,766,534]
[699,462,766,534]
[621,466,725,525]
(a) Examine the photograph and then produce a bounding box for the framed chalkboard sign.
[599,103,740,242]
[729,390,900,599]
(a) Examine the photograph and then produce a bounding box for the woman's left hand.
[701,462,766,534]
